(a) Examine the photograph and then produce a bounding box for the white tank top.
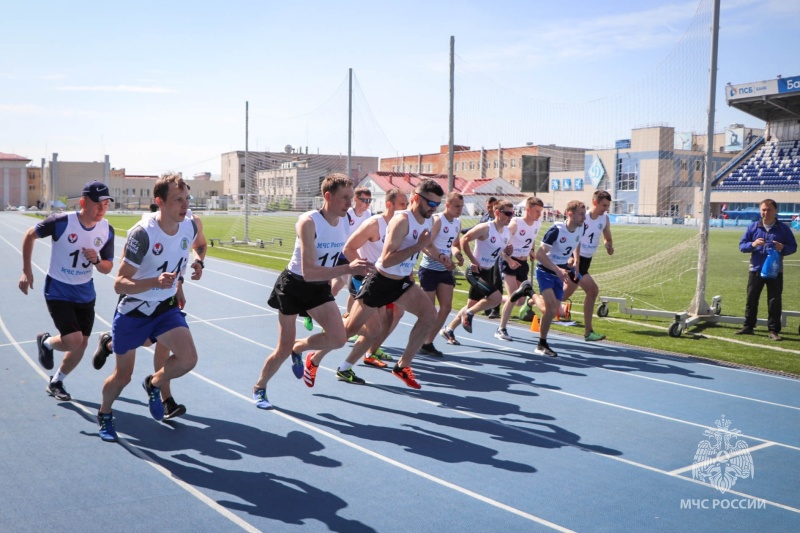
[419,213,461,272]
[580,211,609,258]
[377,210,431,277]
[119,215,197,304]
[47,212,112,286]
[509,217,543,258]
[346,207,372,236]
[287,210,348,276]
[473,221,510,269]
[357,214,388,264]
[539,222,582,268]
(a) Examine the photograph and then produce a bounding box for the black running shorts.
[45,298,96,337]
[356,271,414,308]
[468,265,502,301]
[268,269,335,316]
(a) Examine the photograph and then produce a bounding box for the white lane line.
[0,316,259,533]
[668,442,776,476]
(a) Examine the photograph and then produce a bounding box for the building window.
[695,160,703,172]
[503,159,508,168]
[241,164,245,173]
[469,161,475,170]
[493,159,498,169]
[680,160,687,171]
[616,157,638,191]
[511,158,516,168]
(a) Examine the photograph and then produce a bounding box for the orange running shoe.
[392,364,421,389]
[363,355,387,368]
[303,353,318,388]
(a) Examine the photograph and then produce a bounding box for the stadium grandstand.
[712,74,800,225]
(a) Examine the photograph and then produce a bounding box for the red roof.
[363,172,469,193]
[0,152,32,162]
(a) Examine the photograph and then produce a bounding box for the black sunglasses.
[501,210,514,217]
[357,197,372,204]
[417,193,441,208]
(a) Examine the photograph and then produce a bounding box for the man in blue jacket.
[736,199,797,341]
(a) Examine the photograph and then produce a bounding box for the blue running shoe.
[97,412,118,442]
[253,388,273,409]
[142,375,165,421]
[290,351,303,379]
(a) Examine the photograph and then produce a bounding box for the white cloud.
[57,85,177,93]
[0,103,44,114]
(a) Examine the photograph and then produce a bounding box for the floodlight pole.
[244,101,250,242]
[448,36,455,193]
[347,68,353,180]
[690,0,720,316]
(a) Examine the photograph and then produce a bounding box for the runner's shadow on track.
[282,407,537,473]
[155,453,376,532]
[410,360,564,395]
[557,348,714,380]
[429,343,589,376]
[70,399,340,467]
[300,395,621,457]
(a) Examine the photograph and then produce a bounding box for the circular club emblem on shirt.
[68,233,78,243]
[153,243,164,255]
[490,236,496,243]
[443,226,449,233]
[560,237,567,243]
[94,237,103,247]
[519,229,526,236]
[413,229,418,239]
[180,237,189,250]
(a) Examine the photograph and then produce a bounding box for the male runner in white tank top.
[561,190,614,342]
[495,196,544,341]
[441,199,514,345]
[19,180,115,403]
[418,191,464,356]
[97,175,200,441]
[252,174,373,409]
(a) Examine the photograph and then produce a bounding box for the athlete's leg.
[395,286,437,367]
[255,312,297,389]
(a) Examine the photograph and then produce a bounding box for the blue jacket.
[739,218,797,272]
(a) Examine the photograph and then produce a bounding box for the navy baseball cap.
[82,181,114,202]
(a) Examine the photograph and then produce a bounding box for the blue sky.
[1,0,797,176]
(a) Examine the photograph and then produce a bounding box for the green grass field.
[106,212,800,376]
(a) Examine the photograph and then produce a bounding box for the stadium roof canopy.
[725,74,800,121]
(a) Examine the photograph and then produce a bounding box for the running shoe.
[363,355,387,368]
[348,335,359,343]
[392,364,421,389]
[290,351,304,379]
[584,331,606,342]
[163,397,187,420]
[46,378,71,401]
[141,375,165,421]
[534,341,558,357]
[37,332,54,370]
[303,316,313,332]
[461,312,474,334]
[336,368,366,384]
[253,387,273,409]
[418,343,444,357]
[93,332,113,370]
[509,280,533,303]
[303,353,318,388]
[558,299,572,321]
[487,307,500,319]
[440,327,460,346]
[97,412,118,442]
[370,347,393,361]
[494,328,512,341]
[518,301,534,321]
